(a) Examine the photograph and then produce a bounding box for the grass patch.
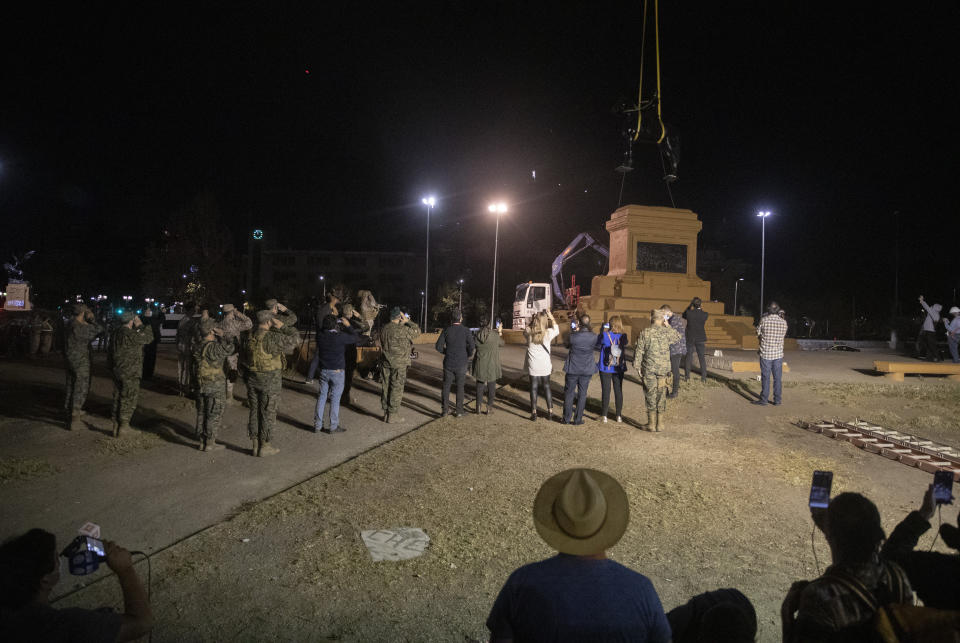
[791,381,960,405]
[0,457,59,483]
[95,432,163,456]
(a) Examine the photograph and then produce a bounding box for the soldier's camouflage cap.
[221,303,235,313]
[199,318,218,335]
[264,298,278,309]
[390,307,403,320]
[71,303,86,316]
[341,303,355,317]
[119,311,136,323]
[256,310,275,324]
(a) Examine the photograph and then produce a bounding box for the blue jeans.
[949,336,960,363]
[759,358,782,404]
[315,369,345,430]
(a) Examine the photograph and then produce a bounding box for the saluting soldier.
[634,308,680,432]
[63,303,103,428]
[108,311,154,437]
[193,318,235,452]
[217,302,252,404]
[379,307,420,423]
[240,307,298,457]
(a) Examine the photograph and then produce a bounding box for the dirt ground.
[4,346,960,642]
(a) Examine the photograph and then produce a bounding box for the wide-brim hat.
[532,468,629,555]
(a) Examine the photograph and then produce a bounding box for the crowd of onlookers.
[6,468,960,641]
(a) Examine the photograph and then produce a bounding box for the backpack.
[829,565,960,643]
[604,332,622,368]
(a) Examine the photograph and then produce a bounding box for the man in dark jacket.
[140,307,164,380]
[313,314,360,433]
[881,484,960,609]
[435,310,476,417]
[562,315,597,425]
[683,297,708,383]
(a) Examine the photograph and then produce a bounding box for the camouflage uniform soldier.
[634,308,681,432]
[108,311,154,437]
[379,307,420,423]
[217,303,252,404]
[64,303,103,428]
[193,318,236,452]
[240,306,298,457]
[176,304,197,396]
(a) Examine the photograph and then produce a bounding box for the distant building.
[256,249,424,309]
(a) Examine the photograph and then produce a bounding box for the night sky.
[2,2,959,326]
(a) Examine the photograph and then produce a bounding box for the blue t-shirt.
[486,554,672,642]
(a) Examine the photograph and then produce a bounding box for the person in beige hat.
[487,468,671,642]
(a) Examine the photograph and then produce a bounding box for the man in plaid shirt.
[754,302,787,406]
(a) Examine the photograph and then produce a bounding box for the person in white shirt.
[524,310,560,421]
[944,306,960,364]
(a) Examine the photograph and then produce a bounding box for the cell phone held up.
[934,470,955,505]
[809,470,833,509]
[61,535,106,576]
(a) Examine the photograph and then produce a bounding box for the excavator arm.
[551,233,609,305]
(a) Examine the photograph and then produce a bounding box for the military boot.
[258,441,279,457]
[251,439,259,456]
[655,410,664,432]
[116,422,132,437]
[111,421,120,438]
[383,412,390,423]
[205,437,225,452]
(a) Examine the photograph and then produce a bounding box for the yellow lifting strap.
[634,0,666,144]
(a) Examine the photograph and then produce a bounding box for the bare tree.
[141,191,237,306]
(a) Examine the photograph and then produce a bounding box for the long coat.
[472,327,504,382]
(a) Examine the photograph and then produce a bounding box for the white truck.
[512,233,609,330]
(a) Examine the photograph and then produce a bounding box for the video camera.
[60,535,106,576]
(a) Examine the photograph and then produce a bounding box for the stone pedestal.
[3,282,32,311]
[578,205,758,348]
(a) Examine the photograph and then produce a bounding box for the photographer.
[0,529,153,642]
[562,314,597,425]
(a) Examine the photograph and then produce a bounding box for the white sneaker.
[602,416,607,423]
[616,416,622,423]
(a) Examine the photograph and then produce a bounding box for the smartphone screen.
[934,470,954,505]
[570,322,577,329]
[809,470,833,509]
[85,537,106,557]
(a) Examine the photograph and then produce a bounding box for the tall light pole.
[458,278,464,312]
[488,202,508,329]
[757,211,772,314]
[734,277,744,316]
[422,196,436,332]
[319,275,325,299]
[420,291,426,330]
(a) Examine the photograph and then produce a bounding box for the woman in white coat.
[523,310,560,421]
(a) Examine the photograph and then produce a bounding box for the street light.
[488,202,508,329]
[458,278,464,312]
[734,277,744,316]
[757,211,772,314]
[420,290,426,331]
[318,275,325,299]
[422,196,436,332]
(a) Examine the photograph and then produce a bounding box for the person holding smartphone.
[523,310,560,421]
[0,529,154,642]
[881,480,960,609]
[595,316,628,423]
[562,314,597,425]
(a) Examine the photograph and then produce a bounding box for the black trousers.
[476,380,496,410]
[669,354,683,391]
[599,371,624,417]
[921,330,940,360]
[529,375,552,414]
[684,340,707,381]
[563,373,592,423]
[442,367,466,414]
